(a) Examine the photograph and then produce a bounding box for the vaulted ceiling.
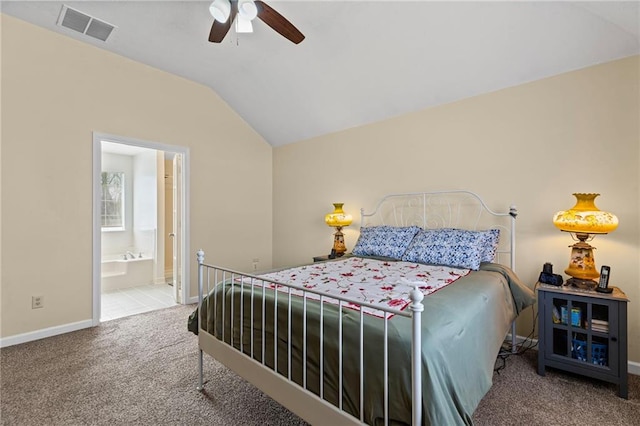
[3,1,639,146]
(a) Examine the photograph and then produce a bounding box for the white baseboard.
[506,332,538,348]
[507,333,639,376]
[0,319,94,348]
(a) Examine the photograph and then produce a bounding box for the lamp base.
[566,277,598,290]
[332,227,347,257]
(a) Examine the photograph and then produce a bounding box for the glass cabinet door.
[545,294,617,371]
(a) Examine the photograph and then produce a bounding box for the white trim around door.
[92,132,190,326]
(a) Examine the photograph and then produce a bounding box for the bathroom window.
[101,171,125,230]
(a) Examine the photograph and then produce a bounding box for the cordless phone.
[596,265,613,293]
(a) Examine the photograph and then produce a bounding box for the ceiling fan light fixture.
[209,0,231,23]
[235,14,254,33]
[238,0,258,20]
[207,0,304,44]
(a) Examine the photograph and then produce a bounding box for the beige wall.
[273,56,640,363]
[0,15,273,338]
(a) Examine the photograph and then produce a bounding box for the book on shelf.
[591,318,609,333]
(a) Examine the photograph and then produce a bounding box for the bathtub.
[101,254,154,292]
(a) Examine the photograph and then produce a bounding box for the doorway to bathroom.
[92,133,190,324]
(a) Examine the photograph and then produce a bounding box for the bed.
[189,190,535,425]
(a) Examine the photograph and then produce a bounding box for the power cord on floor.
[494,351,509,374]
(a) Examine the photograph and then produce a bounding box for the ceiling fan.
[208,0,305,44]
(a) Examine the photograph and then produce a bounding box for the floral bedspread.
[244,257,470,318]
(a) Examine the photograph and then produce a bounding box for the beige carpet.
[1,304,638,425]
[474,348,640,425]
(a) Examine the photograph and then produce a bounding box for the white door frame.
[172,154,183,303]
[92,132,190,325]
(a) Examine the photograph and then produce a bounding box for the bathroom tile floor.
[101,283,177,322]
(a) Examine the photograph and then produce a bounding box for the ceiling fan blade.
[208,2,238,43]
[255,0,305,44]
[208,20,230,43]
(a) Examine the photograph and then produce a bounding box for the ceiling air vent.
[57,5,115,42]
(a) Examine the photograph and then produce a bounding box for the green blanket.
[188,262,535,425]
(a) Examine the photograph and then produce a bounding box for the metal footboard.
[196,250,424,426]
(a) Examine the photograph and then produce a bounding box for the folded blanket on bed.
[240,257,471,318]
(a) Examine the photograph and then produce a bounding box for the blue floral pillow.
[481,229,500,263]
[401,228,491,270]
[352,226,421,259]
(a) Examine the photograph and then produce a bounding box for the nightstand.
[537,283,629,398]
[313,253,352,263]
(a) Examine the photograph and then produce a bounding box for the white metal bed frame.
[196,190,518,425]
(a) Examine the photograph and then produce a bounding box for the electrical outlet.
[32,296,44,309]
[252,258,260,271]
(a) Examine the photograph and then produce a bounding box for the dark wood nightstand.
[537,283,629,398]
[313,253,352,263]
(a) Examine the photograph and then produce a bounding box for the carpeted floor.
[474,348,640,425]
[1,304,638,425]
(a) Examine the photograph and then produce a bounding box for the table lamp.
[552,193,618,289]
[324,203,353,257]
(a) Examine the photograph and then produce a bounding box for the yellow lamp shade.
[553,193,618,234]
[325,203,353,228]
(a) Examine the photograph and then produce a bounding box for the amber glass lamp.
[553,193,618,289]
[325,203,353,256]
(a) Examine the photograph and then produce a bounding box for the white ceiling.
[3,1,639,147]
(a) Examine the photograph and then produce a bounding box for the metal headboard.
[360,190,518,269]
